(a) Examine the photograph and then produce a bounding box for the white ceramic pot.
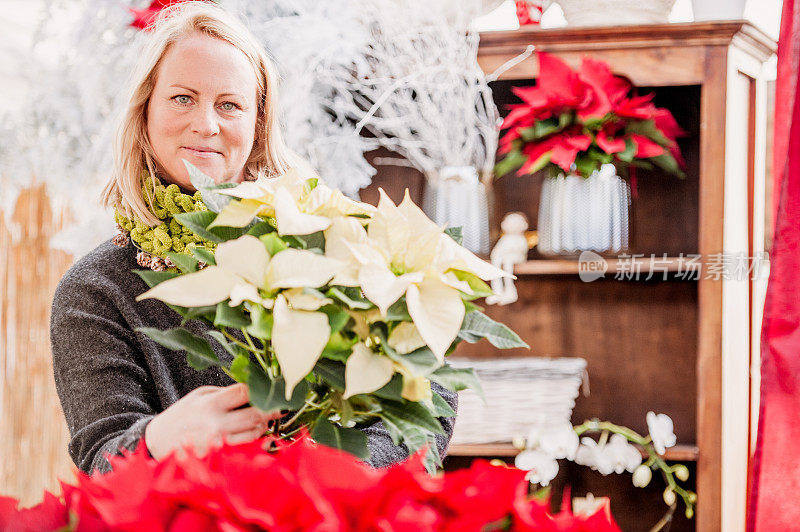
[422,166,490,254]
[537,164,630,255]
[556,0,677,26]
[691,0,747,21]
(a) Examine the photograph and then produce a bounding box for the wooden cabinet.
[464,21,773,532]
[361,20,775,532]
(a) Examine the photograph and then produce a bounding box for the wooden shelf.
[448,443,700,462]
[513,256,698,277]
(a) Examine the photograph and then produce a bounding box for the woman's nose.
[191,105,220,137]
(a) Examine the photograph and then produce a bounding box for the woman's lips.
[181,146,223,158]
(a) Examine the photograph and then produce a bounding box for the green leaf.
[459,310,529,349]
[173,211,219,241]
[306,177,319,191]
[174,211,251,243]
[164,252,199,273]
[373,374,404,401]
[464,300,485,314]
[617,137,637,163]
[259,233,288,256]
[625,119,671,146]
[386,299,412,322]
[573,153,601,179]
[310,418,370,460]
[229,354,251,383]
[247,362,307,411]
[451,269,494,298]
[378,414,403,445]
[429,365,485,400]
[380,413,441,472]
[301,231,326,251]
[313,358,346,390]
[214,302,250,328]
[528,152,552,175]
[205,330,239,358]
[137,327,219,370]
[431,392,455,418]
[134,269,179,288]
[444,227,463,246]
[320,331,355,362]
[380,332,440,377]
[320,305,350,333]
[518,125,539,142]
[533,117,562,138]
[493,151,526,178]
[246,221,275,238]
[326,287,374,310]
[184,160,232,214]
[649,153,686,178]
[182,305,217,321]
[378,399,444,435]
[246,304,273,340]
[187,245,216,266]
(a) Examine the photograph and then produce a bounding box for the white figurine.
[486,212,529,305]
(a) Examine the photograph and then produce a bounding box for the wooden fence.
[0,184,76,505]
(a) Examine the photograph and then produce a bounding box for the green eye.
[174,95,191,105]
[220,102,238,111]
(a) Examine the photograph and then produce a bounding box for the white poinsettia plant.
[135,162,527,472]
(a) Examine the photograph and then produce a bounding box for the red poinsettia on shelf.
[129,0,207,31]
[515,1,545,26]
[0,435,621,531]
[495,52,686,179]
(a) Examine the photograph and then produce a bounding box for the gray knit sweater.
[51,239,457,475]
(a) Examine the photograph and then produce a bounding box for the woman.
[51,2,457,475]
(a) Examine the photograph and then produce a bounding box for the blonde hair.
[101,1,304,226]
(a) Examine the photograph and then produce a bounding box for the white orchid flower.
[515,448,560,486]
[575,437,616,476]
[538,422,580,460]
[605,434,643,474]
[646,412,677,455]
[323,189,511,362]
[136,235,342,399]
[210,167,375,235]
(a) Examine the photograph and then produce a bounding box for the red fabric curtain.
[748,0,800,529]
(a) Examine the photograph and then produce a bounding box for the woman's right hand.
[143,383,281,460]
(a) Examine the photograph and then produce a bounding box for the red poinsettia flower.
[130,0,202,31]
[1,435,623,531]
[506,53,593,122]
[576,57,632,121]
[497,51,686,179]
[595,120,627,155]
[630,133,665,158]
[0,491,70,531]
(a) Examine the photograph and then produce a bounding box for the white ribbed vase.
[537,164,630,255]
[422,166,490,255]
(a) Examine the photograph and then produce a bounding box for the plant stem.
[280,392,319,431]
[648,503,676,532]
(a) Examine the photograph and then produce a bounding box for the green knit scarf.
[114,174,217,266]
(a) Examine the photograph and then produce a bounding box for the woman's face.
[146,32,259,189]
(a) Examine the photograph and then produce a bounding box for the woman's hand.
[144,383,281,460]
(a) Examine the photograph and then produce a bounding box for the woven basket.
[449,357,587,444]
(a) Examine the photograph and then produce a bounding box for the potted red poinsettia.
[495,52,685,255]
[0,434,623,531]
